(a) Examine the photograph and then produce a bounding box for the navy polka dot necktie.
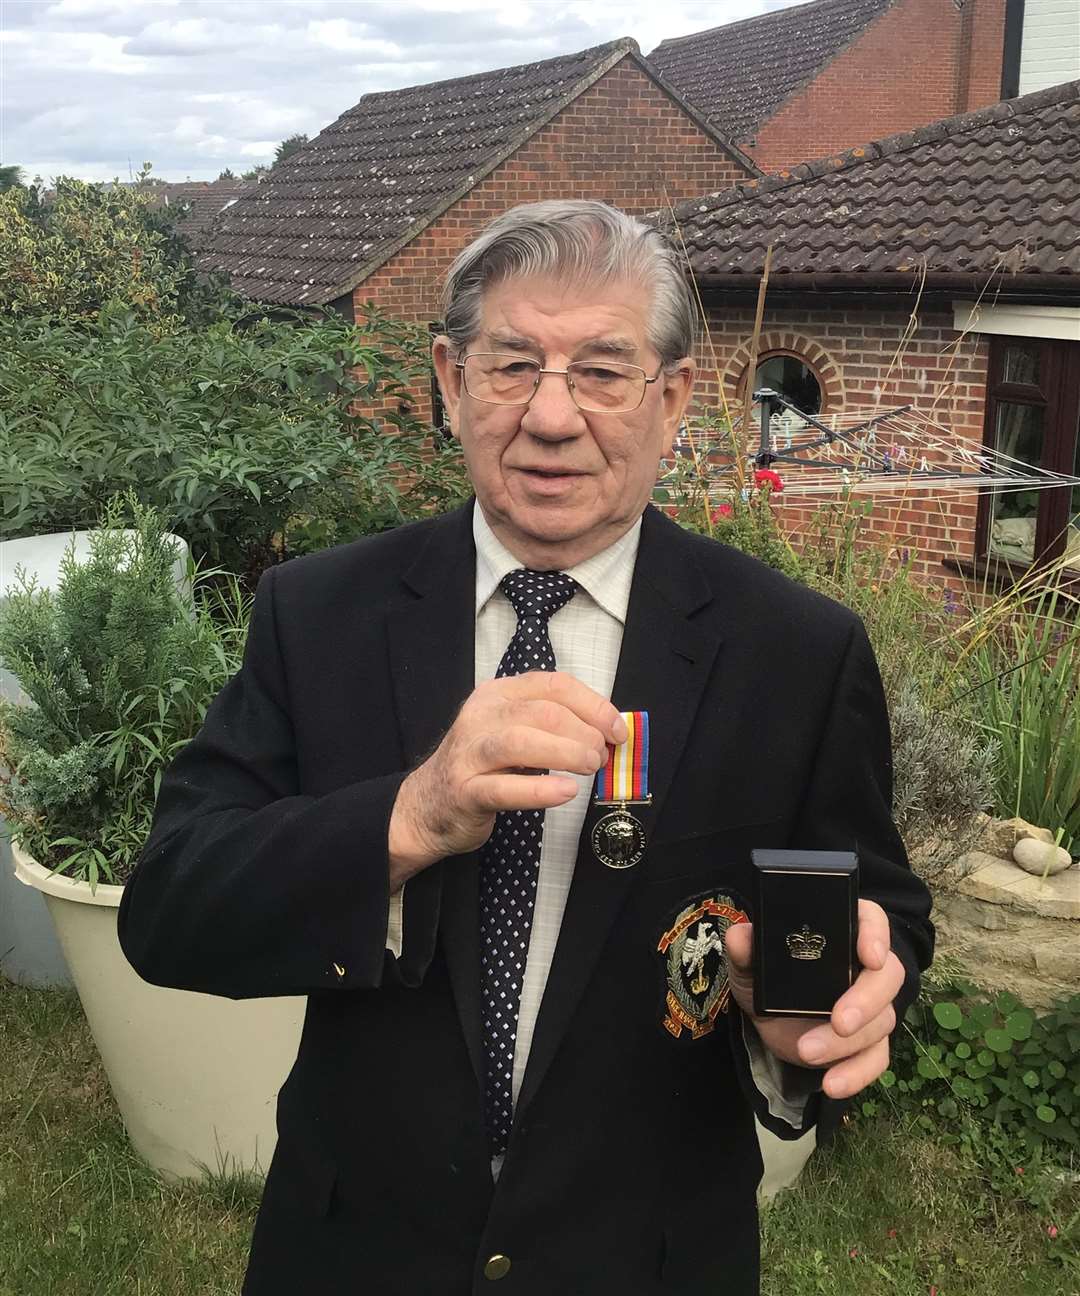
[480,567,578,1158]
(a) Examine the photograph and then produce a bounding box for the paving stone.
[956,855,1036,904]
[1005,868,1080,920]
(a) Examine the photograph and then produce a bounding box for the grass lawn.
[2,975,1077,1295]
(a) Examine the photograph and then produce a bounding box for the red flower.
[1047,1224,1059,1239]
[848,1248,859,1259]
[711,504,733,523]
[1015,1166,1025,1176]
[754,468,784,493]
[886,1228,898,1239]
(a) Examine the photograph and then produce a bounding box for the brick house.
[198,38,754,337]
[666,78,1080,587]
[648,0,1073,173]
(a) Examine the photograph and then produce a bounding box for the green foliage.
[0,301,470,587]
[872,982,1080,1159]
[0,492,249,886]
[959,584,1080,854]
[0,165,25,192]
[0,171,194,326]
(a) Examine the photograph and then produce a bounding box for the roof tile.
[663,80,1080,282]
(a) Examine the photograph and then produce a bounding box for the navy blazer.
[118,501,933,1295]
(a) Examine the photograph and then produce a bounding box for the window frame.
[976,335,1080,574]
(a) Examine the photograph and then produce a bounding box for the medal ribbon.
[596,710,649,802]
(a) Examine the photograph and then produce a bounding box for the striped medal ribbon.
[591,710,651,870]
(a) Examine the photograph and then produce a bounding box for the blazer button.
[483,1254,511,1280]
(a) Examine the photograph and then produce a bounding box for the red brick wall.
[692,297,991,595]
[745,0,1007,172]
[353,56,752,351]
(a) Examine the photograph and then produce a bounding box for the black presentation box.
[751,849,859,1019]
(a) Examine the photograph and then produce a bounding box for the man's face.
[433,274,694,569]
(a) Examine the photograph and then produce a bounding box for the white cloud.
[126,17,243,56]
[306,18,401,58]
[3,0,796,182]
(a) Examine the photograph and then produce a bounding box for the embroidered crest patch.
[657,894,750,1040]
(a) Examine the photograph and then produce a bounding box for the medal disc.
[591,809,646,870]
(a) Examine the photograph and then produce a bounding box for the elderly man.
[119,200,933,1295]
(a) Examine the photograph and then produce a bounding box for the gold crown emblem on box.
[786,924,827,960]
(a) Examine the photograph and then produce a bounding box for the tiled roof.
[164,183,255,235]
[196,39,749,307]
[665,80,1080,283]
[648,0,894,142]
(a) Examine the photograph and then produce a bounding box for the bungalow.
[196,38,755,325]
[667,77,1080,586]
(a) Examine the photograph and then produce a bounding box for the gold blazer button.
[483,1254,511,1280]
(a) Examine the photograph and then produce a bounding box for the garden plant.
[0,492,249,886]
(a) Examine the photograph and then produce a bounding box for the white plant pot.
[12,842,304,1180]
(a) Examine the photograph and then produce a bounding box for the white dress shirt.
[388,505,815,1149]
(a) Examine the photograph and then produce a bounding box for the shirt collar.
[473,503,641,626]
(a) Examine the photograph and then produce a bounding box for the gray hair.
[440,200,696,366]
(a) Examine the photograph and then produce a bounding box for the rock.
[931,895,1080,1010]
[1012,837,1074,876]
[1033,942,1080,985]
[958,854,1080,919]
[956,854,1030,903]
[933,893,1018,931]
[978,816,1056,859]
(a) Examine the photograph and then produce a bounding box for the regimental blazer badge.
[657,894,749,1040]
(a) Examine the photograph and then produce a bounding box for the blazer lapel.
[515,507,723,1120]
[385,501,485,1083]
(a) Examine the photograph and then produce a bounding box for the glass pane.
[988,402,1044,564]
[755,355,822,415]
[1002,343,1041,388]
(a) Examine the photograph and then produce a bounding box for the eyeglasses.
[456,352,661,414]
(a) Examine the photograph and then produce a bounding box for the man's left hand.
[723,899,905,1100]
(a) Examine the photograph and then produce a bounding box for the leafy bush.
[888,678,997,880]
[872,983,1080,1158]
[0,302,471,587]
[0,492,248,886]
[0,170,229,328]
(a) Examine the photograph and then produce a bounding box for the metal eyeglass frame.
[454,352,662,414]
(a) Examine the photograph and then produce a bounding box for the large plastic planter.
[12,841,305,1180]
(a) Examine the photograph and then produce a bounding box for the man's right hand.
[387,672,628,889]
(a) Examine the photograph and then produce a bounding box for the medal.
[592,710,651,869]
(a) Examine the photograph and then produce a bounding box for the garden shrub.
[0,492,248,885]
[888,678,997,880]
[0,169,232,328]
[0,302,471,588]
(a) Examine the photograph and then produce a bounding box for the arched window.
[751,352,823,416]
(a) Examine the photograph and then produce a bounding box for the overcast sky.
[1,0,796,183]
